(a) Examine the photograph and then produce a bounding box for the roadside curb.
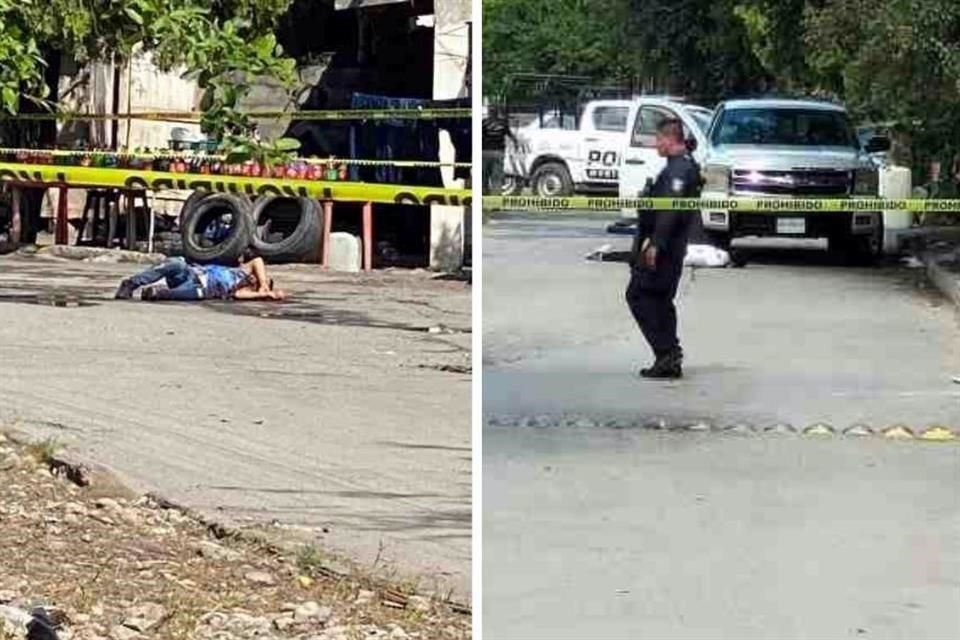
[924,254,960,311]
[898,225,960,311]
[486,415,960,443]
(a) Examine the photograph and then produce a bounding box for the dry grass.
[24,437,62,465]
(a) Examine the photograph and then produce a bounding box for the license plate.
[776,218,806,235]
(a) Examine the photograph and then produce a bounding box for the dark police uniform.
[482,112,513,195]
[625,153,702,365]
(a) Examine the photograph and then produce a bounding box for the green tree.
[0,0,47,113]
[483,0,638,99]
[804,0,960,177]
[483,0,772,104]
[483,0,960,186]
[625,0,769,101]
[0,0,299,242]
[0,1,297,135]
[733,0,812,92]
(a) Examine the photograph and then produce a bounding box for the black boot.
[639,349,683,379]
[114,279,136,299]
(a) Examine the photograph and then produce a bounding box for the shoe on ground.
[639,363,683,379]
[140,287,158,301]
[639,350,683,379]
[114,279,136,299]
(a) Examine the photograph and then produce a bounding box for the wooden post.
[9,187,21,246]
[106,195,118,248]
[125,190,135,250]
[362,201,373,271]
[321,200,333,267]
[147,195,155,254]
[55,187,69,245]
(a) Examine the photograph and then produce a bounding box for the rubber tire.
[531,162,574,197]
[502,174,523,196]
[178,192,253,230]
[181,193,254,264]
[249,196,323,263]
[859,215,885,265]
[178,191,209,227]
[845,232,882,266]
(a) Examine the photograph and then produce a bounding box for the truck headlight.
[703,165,730,193]
[852,168,878,195]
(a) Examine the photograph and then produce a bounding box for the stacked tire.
[179,193,322,264]
[250,196,322,263]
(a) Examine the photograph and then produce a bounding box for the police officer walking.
[626,118,702,379]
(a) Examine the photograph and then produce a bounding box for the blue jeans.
[129,257,204,301]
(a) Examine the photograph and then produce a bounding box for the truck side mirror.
[865,136,890,153]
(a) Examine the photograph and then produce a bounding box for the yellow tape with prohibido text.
[0,147,471,169]
[483,195,960,213]
[0,108,471,122]
[0,163,471,208]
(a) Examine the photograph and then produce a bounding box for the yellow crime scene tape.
[0,147,471,169]
[483,195,960,213]
[0,108,471,122]
[0,163,471,207]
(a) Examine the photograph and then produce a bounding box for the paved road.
[483,217,960,639]
[485,427,960,640]
[0,254,471,600]
[484,217,960,427]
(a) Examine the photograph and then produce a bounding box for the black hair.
[656,118,685,143]
[241,248,258,263]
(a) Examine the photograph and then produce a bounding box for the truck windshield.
[711,108,858,148]
[687,110,712,134]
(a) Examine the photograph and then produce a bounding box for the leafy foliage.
[483,0,639,98]
[0,0,46,114]
[484,0,960,178]
[0,0,298,152]
[804,0,960,173]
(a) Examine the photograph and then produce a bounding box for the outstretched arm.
[240,256,270,292]
[233,286,288,301]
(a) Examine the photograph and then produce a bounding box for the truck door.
[578,104,631,190]
[619,105,678,199]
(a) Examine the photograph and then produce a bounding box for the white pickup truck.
[688,99,889,261]
[504,98,712,197]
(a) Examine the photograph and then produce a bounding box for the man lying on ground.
[114,255,288,301]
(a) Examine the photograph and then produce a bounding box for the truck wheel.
[729,249,748,268]
[502,175,523,196]
[828,233,878,265]
[850,232,883,266]
[827,233,850,259]
[531,162,573,197]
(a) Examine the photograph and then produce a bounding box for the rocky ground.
[0,433,471,640]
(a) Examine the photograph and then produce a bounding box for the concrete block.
[328,232,361,273]
[430,205,464,271]
[880,165,913,253]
